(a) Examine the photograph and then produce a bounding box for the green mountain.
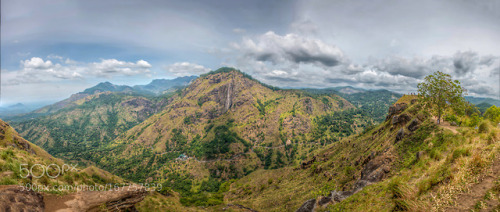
[302,88,402,122]
[134,76,197,94]
[225,96,500,211]
[50,68,372,206]
[10,91,177,164]
[466,96,500,106]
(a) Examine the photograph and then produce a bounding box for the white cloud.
[90,59,151,77]
[165,62,210,76]
[4,57,152,85]
[22,57,53,69]
[235,31,346,68]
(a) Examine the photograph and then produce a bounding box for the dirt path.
[446,159,500,211]
[433,117,459,134]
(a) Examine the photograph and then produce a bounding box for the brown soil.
[446,159,500,211]
[433,117,459,134]
[44,193,76,212]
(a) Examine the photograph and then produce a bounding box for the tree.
[484,105,500,124]
[418,71,466,124]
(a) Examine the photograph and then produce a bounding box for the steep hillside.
[134,76,197,94]
[0,118,151,211]
[10,91,176,165]
[222,95,499,211]
[83,68,371,206]
[466,96,500,107]
[303,88,402,123]
[8,76,194,122]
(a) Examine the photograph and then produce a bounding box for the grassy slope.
[94,70,356,181]
[10,92,171,164]
[224,96,500,211]
[0,118,125,194]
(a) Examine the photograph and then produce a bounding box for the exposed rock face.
[295,198,316,212]
[330,152,393,207]
[302,98,313,115]
[386,103,408,120]
[395,128,405,142]
[407,118,420,132]
[44,185,147,212]
[300,156,317,169]
[317,196,332,206]
[392,114,411,125]
[0,185,44,212]
[297,152,394,210]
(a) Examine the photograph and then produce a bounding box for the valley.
[1,68,498,211]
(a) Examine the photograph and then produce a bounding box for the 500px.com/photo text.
[18,183,162,192]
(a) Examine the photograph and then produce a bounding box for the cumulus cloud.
[4,57,152,85]
[226,31,499,98]
[234,31,345,67]
[370,56,443,78]
[452,51,479,76]
[165,62,210,76]
[90,59,151,77]
[23,57,54,69]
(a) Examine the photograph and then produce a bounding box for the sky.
[1,0,500,106]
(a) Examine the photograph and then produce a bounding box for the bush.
[444,114,459,124]
[1,148,15,160]
[452,148,470,162]
[478,121,490,134]
[429,148,441,161]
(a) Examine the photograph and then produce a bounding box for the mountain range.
[2,68,499,211]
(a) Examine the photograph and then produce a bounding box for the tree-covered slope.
[82,68,374,207]
[10,91,175,164]
[224,96,500,211]
[302,88,402,123]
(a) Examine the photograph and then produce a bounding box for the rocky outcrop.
[392,114,411,125]
[300,156,317,169]
[0,185,44,212]
[295,198,316,212]
[317,196,332,206]
[322,152,393,209]
[395,128,405,142]
[386,103,407,120]
[407,118,420,132]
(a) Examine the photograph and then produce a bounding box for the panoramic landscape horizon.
[1,0,500,211]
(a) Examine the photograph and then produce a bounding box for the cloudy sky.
[1,0,499,105]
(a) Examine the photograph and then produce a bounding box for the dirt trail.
[446,159,500,211]
[433,117,459,134]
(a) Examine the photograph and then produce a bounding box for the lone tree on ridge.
[417,71,466,124]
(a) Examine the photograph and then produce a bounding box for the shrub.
[1,148,15,160]
[452,148,471,162]
[444,114,459,124]
[470,153,486,174]
[478,121,490,134]
[429,148,441,161]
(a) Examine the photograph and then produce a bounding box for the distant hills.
[465,96,500,106]
[82,75,196,95]
[4,76,196,121]
[3,67,500,211]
